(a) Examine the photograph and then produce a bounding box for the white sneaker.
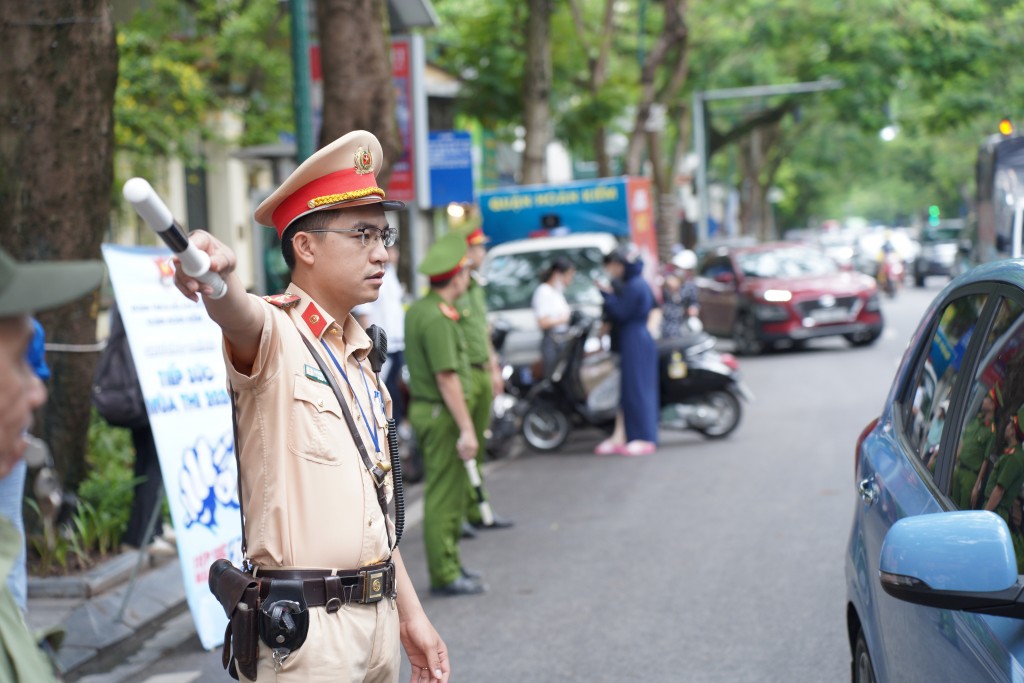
[147,537,177,558]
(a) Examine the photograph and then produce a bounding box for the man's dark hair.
[280,210,336,270]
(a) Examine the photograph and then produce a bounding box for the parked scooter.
[520,313,753,452]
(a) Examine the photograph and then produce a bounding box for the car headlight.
[763,289,792,302]
[754,304,789,321]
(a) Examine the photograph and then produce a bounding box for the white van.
[481,232,621,367]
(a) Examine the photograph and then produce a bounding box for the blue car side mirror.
[879,511,1024,618]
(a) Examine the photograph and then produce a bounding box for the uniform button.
[317,399,324,408]
[368,519,373,527]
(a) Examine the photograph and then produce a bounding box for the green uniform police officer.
[456,226,514,530]
[405,233,486,596]
[953,393,996,509]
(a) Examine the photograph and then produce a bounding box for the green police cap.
[0,247,104,317]
[418,232,468,283]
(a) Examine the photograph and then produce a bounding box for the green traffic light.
[928,205,941,218]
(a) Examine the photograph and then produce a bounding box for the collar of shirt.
[285,282,372,363]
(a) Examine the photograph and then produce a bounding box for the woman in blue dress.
[595,248,659,456]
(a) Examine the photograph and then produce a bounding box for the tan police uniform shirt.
[224,283,394,570]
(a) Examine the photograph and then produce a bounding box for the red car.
[695,242,884,355]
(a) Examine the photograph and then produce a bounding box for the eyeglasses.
[305,226,397,248]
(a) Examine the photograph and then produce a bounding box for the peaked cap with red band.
[254,130,405,237]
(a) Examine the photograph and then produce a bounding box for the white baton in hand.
[464,460,495,527]
[122,177,228,299]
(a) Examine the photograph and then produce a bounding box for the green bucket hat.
[0,248,104,316]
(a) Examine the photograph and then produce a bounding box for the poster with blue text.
[101,244,240,650]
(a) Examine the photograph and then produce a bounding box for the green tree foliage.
[116,0,293,164]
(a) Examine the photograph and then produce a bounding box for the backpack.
[92,304,149,429]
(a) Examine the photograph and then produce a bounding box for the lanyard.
[321,339,382,455]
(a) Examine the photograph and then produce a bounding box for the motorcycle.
[519,313,753,452]
[877,252,905,298]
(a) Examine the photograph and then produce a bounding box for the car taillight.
[855,417,880,476]
[720,353,740,371]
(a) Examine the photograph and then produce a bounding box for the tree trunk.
[316,0,398,186]
[521,0,552,185]
[0,0,117,488]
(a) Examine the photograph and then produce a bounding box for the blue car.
[847,259,1024,682]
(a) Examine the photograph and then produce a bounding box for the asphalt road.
[110,277,946,683]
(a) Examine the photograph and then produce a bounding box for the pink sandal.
[594,439,625,455]
[622,441,656,457]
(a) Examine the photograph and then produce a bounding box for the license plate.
[810,308,850,323]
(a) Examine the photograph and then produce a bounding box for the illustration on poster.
[178,432,239,530]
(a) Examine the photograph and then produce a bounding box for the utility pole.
[290,0,314,163]
[693,78,843,243]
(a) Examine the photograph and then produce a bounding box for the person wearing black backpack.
[91,303,174,555]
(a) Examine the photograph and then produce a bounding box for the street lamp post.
[693,78,844,244]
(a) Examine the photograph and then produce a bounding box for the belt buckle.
[362,568,385,603]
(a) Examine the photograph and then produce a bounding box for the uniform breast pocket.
[288,376,344,465]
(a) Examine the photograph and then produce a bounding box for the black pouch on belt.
[209,559,259,681]
[258,579,309,659]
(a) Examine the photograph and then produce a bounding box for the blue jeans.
[0,460,27,613]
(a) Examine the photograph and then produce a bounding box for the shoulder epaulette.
[263,293,301,309]
[439,302,460,321]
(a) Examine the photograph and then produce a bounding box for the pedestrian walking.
[457,226,514,532]
[174,130,449,682]
[405,233,486,596]
[0,246,104,682]
[660,250,701,339]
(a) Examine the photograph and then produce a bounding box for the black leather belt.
[257,562,395,611]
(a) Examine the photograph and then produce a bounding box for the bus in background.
[973,118,1024,264]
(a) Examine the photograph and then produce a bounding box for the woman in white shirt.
[532,257,576,378]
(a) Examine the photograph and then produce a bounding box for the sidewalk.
[24,474,433,682]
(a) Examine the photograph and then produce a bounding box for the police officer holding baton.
[170,130,449,682]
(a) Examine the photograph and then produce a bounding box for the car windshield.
[484,246,607,311]
[736,247,838,279]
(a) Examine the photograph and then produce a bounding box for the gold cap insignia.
[354,146,373,175]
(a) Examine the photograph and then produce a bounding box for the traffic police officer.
[456,226,514,531]
[405,233,485,596]
[172,130,450,682]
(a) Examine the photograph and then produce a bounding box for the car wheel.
[521,403,570,451]
[732,312,764,356]
[852,628,876,683]
[692,389,742,439]
[844,330,881,347]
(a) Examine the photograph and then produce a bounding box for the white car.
[481,232,620,367]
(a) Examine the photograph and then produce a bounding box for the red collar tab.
[466,227,487,245]
[271,167,386,237]
[439,302,460,321]
[263,293,301,309]
[302,302,328,338]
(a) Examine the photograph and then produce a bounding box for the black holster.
[209,559,259,681]
[257,579,309,655]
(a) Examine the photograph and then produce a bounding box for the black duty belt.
[256,562,395,611]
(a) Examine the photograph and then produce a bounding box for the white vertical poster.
[101,244,241,650]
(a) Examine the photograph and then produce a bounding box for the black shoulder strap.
[228,386,250,571]
[299,334,394,551]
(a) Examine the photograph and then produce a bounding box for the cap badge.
[354,147,373,175]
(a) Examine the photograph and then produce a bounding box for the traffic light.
[928,205,941,227]
[999,118,1014,137]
